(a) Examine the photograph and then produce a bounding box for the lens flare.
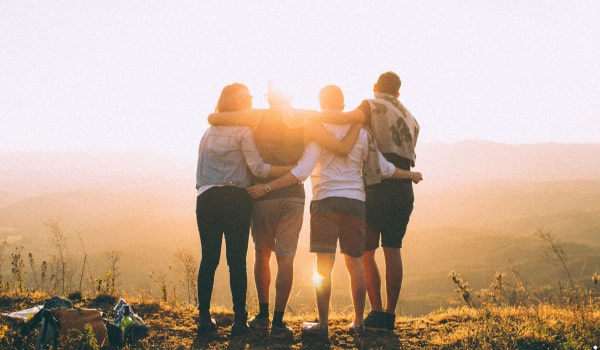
[312,270,323,287]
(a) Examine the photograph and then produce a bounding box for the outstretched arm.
[247,141,321,199]
[377,150,423,184]
[304,121,361,156]
[390,168,423,184]
[207,109,266,130]
[267,165,295,178]
[247,172,300,199]
[315,108,365,124]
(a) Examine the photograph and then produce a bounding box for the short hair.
[319,85,344,111]
[376,71,401,95]
[215,83,251,112]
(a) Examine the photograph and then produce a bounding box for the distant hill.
[0,150,192,201]
[1,141,599,316]
[417,140,600,189]
[2,141,599,197]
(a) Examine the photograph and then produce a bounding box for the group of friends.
[194,71,423,341]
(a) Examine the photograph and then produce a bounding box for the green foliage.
[46,220,71,294]
[150,267,171,303]
[103,248,121,295]
[65,323,100,350]
[0,241,5,293]
[174,249,198,306]
[9,246,26,293]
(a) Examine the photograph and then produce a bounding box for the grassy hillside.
[1,291,598,349]
[0,180,598,317]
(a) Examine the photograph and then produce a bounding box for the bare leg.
[383,247,403,313]
[315,253,335,328]
[274,255,294,312]
[254,250,272,304]
[362,249,383,311]
[344,254,366,326]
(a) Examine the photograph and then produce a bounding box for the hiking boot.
[248,316,270,330]
[348,322,365,335]
[386,312,396,331]
[270,322,293,340]
[231,314,249,337]
[364,310,388,331]
[196,317,217,339]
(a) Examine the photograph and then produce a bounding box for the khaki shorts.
[309,197,366,258]
[251,196,305,257]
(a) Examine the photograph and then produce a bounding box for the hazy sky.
[2,1,599,157]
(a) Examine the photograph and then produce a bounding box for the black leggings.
[196,186,252,317]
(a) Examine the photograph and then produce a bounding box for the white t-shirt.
[290,124,396,202]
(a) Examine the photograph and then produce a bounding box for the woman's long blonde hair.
[215,83,252,113]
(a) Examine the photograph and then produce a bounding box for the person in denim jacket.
[195,83,292,339]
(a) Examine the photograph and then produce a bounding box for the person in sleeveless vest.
[207,85,361,340]
[316,71,423,331]
[195,83,293,340]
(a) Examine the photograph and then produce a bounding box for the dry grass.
[1,292,599,349]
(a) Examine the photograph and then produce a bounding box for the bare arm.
[304,121,361,156]
[247,141,321,199]
[390,169,423,184]
[377,148,423,184]
[315,108,365,124]
[207,109,266,130]
[267,165,295,178]
[247,173,300,199]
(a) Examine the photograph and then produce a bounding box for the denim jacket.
[196,125,271,190]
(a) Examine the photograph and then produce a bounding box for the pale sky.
[2,1,599,158]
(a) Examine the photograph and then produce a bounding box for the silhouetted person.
[195,83,291,339]
[252,85,421,338]
[316,72,422,331]
[207,84,360,340]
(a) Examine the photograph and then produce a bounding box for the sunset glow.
[2,2,599,155]
[312,270,324,288]
[1,3,600,345]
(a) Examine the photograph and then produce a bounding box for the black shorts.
[310,197,366,258]
[365,179,414,250]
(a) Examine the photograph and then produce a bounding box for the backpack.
[37,307,109,349]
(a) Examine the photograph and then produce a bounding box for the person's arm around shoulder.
[304,122,362,156]
[391,168,423,184]
[377,151,423,184]
[247,141,321,199]
[207,109,266,131]
[314,108,365,125]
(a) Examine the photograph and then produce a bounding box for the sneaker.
[248,316,270,330]
[363,310,388,331]
[348,322,365,335]
[197,317,217,338]
[231,314,249,337]
[386,312,396,331]
[270,322,294,340]
[301,322,328,341]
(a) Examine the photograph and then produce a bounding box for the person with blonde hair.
[195,83,293,339]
